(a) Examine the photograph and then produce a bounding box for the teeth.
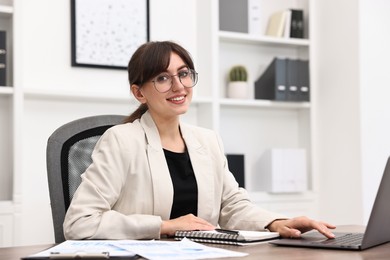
[169,96,184,101]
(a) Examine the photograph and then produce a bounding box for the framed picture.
[71,0,149,69]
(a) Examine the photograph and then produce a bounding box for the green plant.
[229,65,248,82]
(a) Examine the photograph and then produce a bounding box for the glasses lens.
[154,73,172,93]
[180,69,198,88]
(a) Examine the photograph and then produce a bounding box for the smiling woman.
[63,41,336,241]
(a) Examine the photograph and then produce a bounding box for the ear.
[131,84,146,103]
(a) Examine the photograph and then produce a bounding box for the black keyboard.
[316,233,364,246]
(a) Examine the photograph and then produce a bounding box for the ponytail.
[123,103,148,123]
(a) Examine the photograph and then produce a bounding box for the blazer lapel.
[180,123,215,221]
[141,112,173,220]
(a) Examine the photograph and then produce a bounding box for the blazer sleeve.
[63,126,162,240]
[213,132,288,230]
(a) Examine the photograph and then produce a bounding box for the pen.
[215,228,239,235]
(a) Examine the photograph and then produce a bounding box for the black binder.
[254,57,287,101]
[226,154,245,188]
[286,59,300,101]
[0,31,6,86]
[297,60,310,101]
[290,9,304,38]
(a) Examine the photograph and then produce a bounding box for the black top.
[163,149,198,219]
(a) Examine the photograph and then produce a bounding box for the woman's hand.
[267,216,336,239]
[160,214,215,236]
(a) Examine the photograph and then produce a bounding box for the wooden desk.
[2,226,389,260]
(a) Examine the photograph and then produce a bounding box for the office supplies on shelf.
[0,31,6,86]
[174,229,279,245]
[265,10,288,37]
[255,148,307,193]
[297,59,310,101]
[219,0,263,35]
[286,59,300,101]
[255,57,309,102]
[255,57,287,101]
[226,154,245,188]
[290,9,304,38]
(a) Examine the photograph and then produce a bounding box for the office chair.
[46,114,126,243]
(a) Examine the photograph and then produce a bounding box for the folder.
[0,31,6,86]
[286,59,300,101]
[226,154,245,188]
[297,60,310,101]
[254,57,287,101]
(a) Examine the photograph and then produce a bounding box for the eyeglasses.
[151,69,198,93]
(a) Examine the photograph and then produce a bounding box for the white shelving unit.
[212,0,316,217]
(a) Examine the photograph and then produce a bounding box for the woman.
[63,41,335,240]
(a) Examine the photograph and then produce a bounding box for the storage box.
[255,149,307,193]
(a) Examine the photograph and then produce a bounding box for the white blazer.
[63,111,286,240]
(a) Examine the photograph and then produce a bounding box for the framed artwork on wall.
[71,0,149,69]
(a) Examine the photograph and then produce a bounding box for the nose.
[171,75,184,91]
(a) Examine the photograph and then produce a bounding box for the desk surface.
[2,226,390,260]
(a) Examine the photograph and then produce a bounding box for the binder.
[0,31,6,86]
[255,57,287,101]
[226,154,245,188]
[290,9,304,38]
[297,60,310,101]
[286,59,300,101]
[219,0,262,35]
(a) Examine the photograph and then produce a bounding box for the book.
[265,10,288,37]
[174,229,280,246]
[290,9,304,38]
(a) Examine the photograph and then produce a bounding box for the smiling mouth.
[167,96,185,102]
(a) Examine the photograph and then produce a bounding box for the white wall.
[314,0,390,225]
[314,0,363,225]
[14,0,197,245]
[359,0,390,223]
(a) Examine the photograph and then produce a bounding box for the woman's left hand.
[267,216,336,239]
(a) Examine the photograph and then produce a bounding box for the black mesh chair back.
[46,115,126,243]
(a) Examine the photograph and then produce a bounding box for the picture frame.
[71,0,149,69]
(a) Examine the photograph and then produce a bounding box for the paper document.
[25,238,247,259]
[25,240,134,258]
[114,238,247,259]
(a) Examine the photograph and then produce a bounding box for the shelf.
[0,86,13,95]
[23,88,213,106]
[219,31,310,47]
[0,4,13,18]
[248,191,317,203]
[219,98,310,109]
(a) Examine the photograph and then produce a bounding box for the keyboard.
[315,233,364,247]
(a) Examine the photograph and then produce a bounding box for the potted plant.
[227,65,249,99]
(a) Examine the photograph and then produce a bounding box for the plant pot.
[227,81,248,99]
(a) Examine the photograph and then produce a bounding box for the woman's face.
[137,52,193,121]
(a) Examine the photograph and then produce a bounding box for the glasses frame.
[151,69,198,93]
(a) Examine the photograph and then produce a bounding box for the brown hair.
[124,41,195,123]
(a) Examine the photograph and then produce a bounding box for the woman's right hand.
[160,214,215,236]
